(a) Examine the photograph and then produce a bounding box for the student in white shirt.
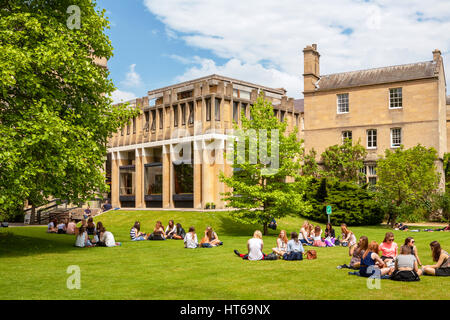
[98,227,121,247]
[184,226,198,249]
[165,220,177,239]
[75,226,93,248]
[234,230,266,261]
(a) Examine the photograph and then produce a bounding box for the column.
[135,148,144,208]
[193,140,202,209]
[162,144,171,208]
[111,152,120,208]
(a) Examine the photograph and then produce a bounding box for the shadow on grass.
[216,215,279,237]
[0,231,81,258]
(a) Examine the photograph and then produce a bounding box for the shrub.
[301,178,384,226]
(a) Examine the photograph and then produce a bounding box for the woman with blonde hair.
[234,230,266,260]
[299,221,312,246]
[359,241,391,277]
[148,221,166,240]
[272,230,288,256]
[341,223,357,254]
[312,226,326,247]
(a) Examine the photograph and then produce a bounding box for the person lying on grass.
[130,221,149,241]
[359,241,391,278]
[234,230,266,260]
[390,245,420,281]
[283,232,305,261]
[420,241,450,276]
[184,226,198,249]
[272,230,288,257]
[337,236,368,270]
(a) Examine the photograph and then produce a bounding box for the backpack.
[306,250,317,260]
[265,252,278,260]
[283,251,303,261]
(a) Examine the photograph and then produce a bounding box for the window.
[159,109,163,129]
[233,89,239,98]
[144,111,150,132]
[151,110,156,131]
[280,111,286,122]
[368,165,377,176]
[177,90,193,100]
[205,98,211,121]
[127,122,131,135]
[133,117,136,134]
[367,129,377,148]
[342,131,352,142]
[337,93,349,114]
[241,103,247,118]
[360,166,367,176]
[369,177,377,185]
[173,105,178,127]
[240,90,251,100]
[389,88,402,109]
[181,103,186,125]
[188,102,194,125]
[233,102,239,123]
[215,98,221,121]
[391,128,402,148]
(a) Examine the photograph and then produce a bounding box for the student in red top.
[379,232,398,265]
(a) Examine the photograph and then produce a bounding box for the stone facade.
[303,44,448,187]
[107,75,301,209]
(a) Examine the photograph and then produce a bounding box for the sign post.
[326,205,332,224]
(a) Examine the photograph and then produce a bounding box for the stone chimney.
[433,49,442,62]
[303,44,320,93]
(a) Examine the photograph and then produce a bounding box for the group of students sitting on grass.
[129,220,223,248]
[337,231,450,280]
[47,217,120,248]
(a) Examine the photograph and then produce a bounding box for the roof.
[294,99,304,113]
[147,74,287,96]
[316,61,438,91]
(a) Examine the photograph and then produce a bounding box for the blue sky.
[97,0,450,103]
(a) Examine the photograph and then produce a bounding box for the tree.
[376,145,441,226]
[0,1,138,220]
[320,138,367,183]
[219,95,311,235]
[302,148,320,178]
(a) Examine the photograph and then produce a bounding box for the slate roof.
[316,61,438,91]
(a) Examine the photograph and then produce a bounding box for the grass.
[0,210,449,300]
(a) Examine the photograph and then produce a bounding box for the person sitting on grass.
[98,226,121,247]
[390,245,420,281]
[148,221,166,240]
[312,226,326,247]
[47,218,58,233]
[102,200,112,212]
[272,230,288,257]
[283,232,305,261]
[86,217,96,236]
[130,221,149,241]
[299,221,313,246]
[324,223,335,247]
[420,241,450,277]
[404,237,422,266]
[83,205,92,220]
[165,220,177,239]
[66,219,77,235]
[359,241,391,278]
[184,226,198,249]
[204,227,222,246]
[379,232,398,266]
[173,223,186,240]
[57,219,67,234]
[341,224,357,255]
[338,236,368,269]
[75,226,93,248]
[234,230,266,261]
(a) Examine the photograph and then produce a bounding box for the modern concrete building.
[106,75,302,209]
[302,44,448,186]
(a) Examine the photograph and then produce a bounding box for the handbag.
[265,252,278,260]
[306,250,317,260]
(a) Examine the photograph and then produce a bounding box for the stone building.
[106,75,301,209]
[302,44,448,186]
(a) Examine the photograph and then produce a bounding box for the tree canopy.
[0,1,138,219]
[219,95,311,234]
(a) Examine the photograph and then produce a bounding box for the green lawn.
[0,210,449,300]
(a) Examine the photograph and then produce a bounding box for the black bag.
[283,252,303,261]
[390,270,420,282]
[265,253,278,260]
[335,239,340,246]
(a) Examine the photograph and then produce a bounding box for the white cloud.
[110,89,137,104]
[143,0,450,98]
[122,64,143,88]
